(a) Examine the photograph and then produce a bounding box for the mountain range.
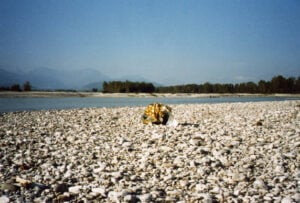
[0,68,159,90]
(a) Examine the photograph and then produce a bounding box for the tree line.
[0,81,32,91]
[102,75,300,94]
[1,75,299,93]
[102,81,155,93]
[156,75,300,94]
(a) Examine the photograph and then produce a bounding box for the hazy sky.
[0,0,299,85]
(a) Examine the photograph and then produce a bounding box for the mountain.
[62,69,110,89]
[0,68,161,90]
[24,67,67,89]
[0,67,70,89]
[82,81,104,91]
[0,68,110,90]
[0,69,23,87]
[117,75,150,82]
[116,75,162,87]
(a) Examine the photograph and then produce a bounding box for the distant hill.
[24,68,67,89]
[0,68,161,91]
[81,74,161,91]
[117,75,162,87]
[0,68,110,90]
[0,69,23,86]
[82,81,104,91]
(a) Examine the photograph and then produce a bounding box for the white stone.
[63,170,72,178]
[253,179,267,189]
[91,187,106,197]
[195,183,206,192]
[108,191,120,203]
[69,185,82,194]
[281,197,293,203]
[138,193,152,202]
[167,118,178,127]
[0,196,9,203]
[124,194,134,201]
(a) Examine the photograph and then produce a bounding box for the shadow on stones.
[179,122,199,127]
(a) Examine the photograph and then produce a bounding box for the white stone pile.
[0,101,299,202]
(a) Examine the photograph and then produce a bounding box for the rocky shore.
[0,101,299,202]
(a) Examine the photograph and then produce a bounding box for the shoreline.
[0,91,300,98]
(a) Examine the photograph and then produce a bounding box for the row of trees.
[0,81,32,92]
[102,81,155,93]
[1,75,299,93]
[102,75,300,94]
[156,75,300,94]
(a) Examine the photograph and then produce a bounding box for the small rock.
[151,133,166,140]
[138,193,152,202]
[189,139,200,146]
[111,171,122,179]
[0,183,20,192]
[0,196,9,203]
[68,185,82,194]
[281,197,293,203]
[55,183,68,193]
[211,186,221,194]
[256,121,263,126]
[192,133,206,140]
[274,165,285,174]
[124,194,138,202]
[55,193,72,202]
[195,183,206,192]
[108,191,120,202]
[64,170,72,178]
[253,179,267,190]
[91,187,106,197]
[54,131,62,136]
[197,193,214,203]
[122,141,132,147]
[179,180,188,188]
[173,157,183,166]
[292,193,300,202]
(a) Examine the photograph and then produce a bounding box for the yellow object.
[142,103,172,125]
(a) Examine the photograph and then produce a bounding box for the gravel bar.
[0,101,300,202]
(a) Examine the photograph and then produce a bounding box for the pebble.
[0,196,9,203]
[281,197,293,203]
[68,185,82,194]
[108,191,120,202]
[138,193,152,202]
[0,183,19,192]
[91,187,106,197]
[253,179,267,189]
[54,183,68,193]
[0,101,299,202]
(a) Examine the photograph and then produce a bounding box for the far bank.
[0,91,300,98]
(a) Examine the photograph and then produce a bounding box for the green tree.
[295,77,300,93]
[23,81,31,91]
[102,81,155,93]
[202,82,213,93]
[11,84,22,91]
[286,77,295,93]
[270,75,287,93]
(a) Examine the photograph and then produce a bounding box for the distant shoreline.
[0,91,300,98]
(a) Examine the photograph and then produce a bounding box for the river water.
[0,96,299,113]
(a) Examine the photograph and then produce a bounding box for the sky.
[0,0,299,85]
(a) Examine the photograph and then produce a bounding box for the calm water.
[0,96,299,113]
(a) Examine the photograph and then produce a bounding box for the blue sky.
[0,0,299,85]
